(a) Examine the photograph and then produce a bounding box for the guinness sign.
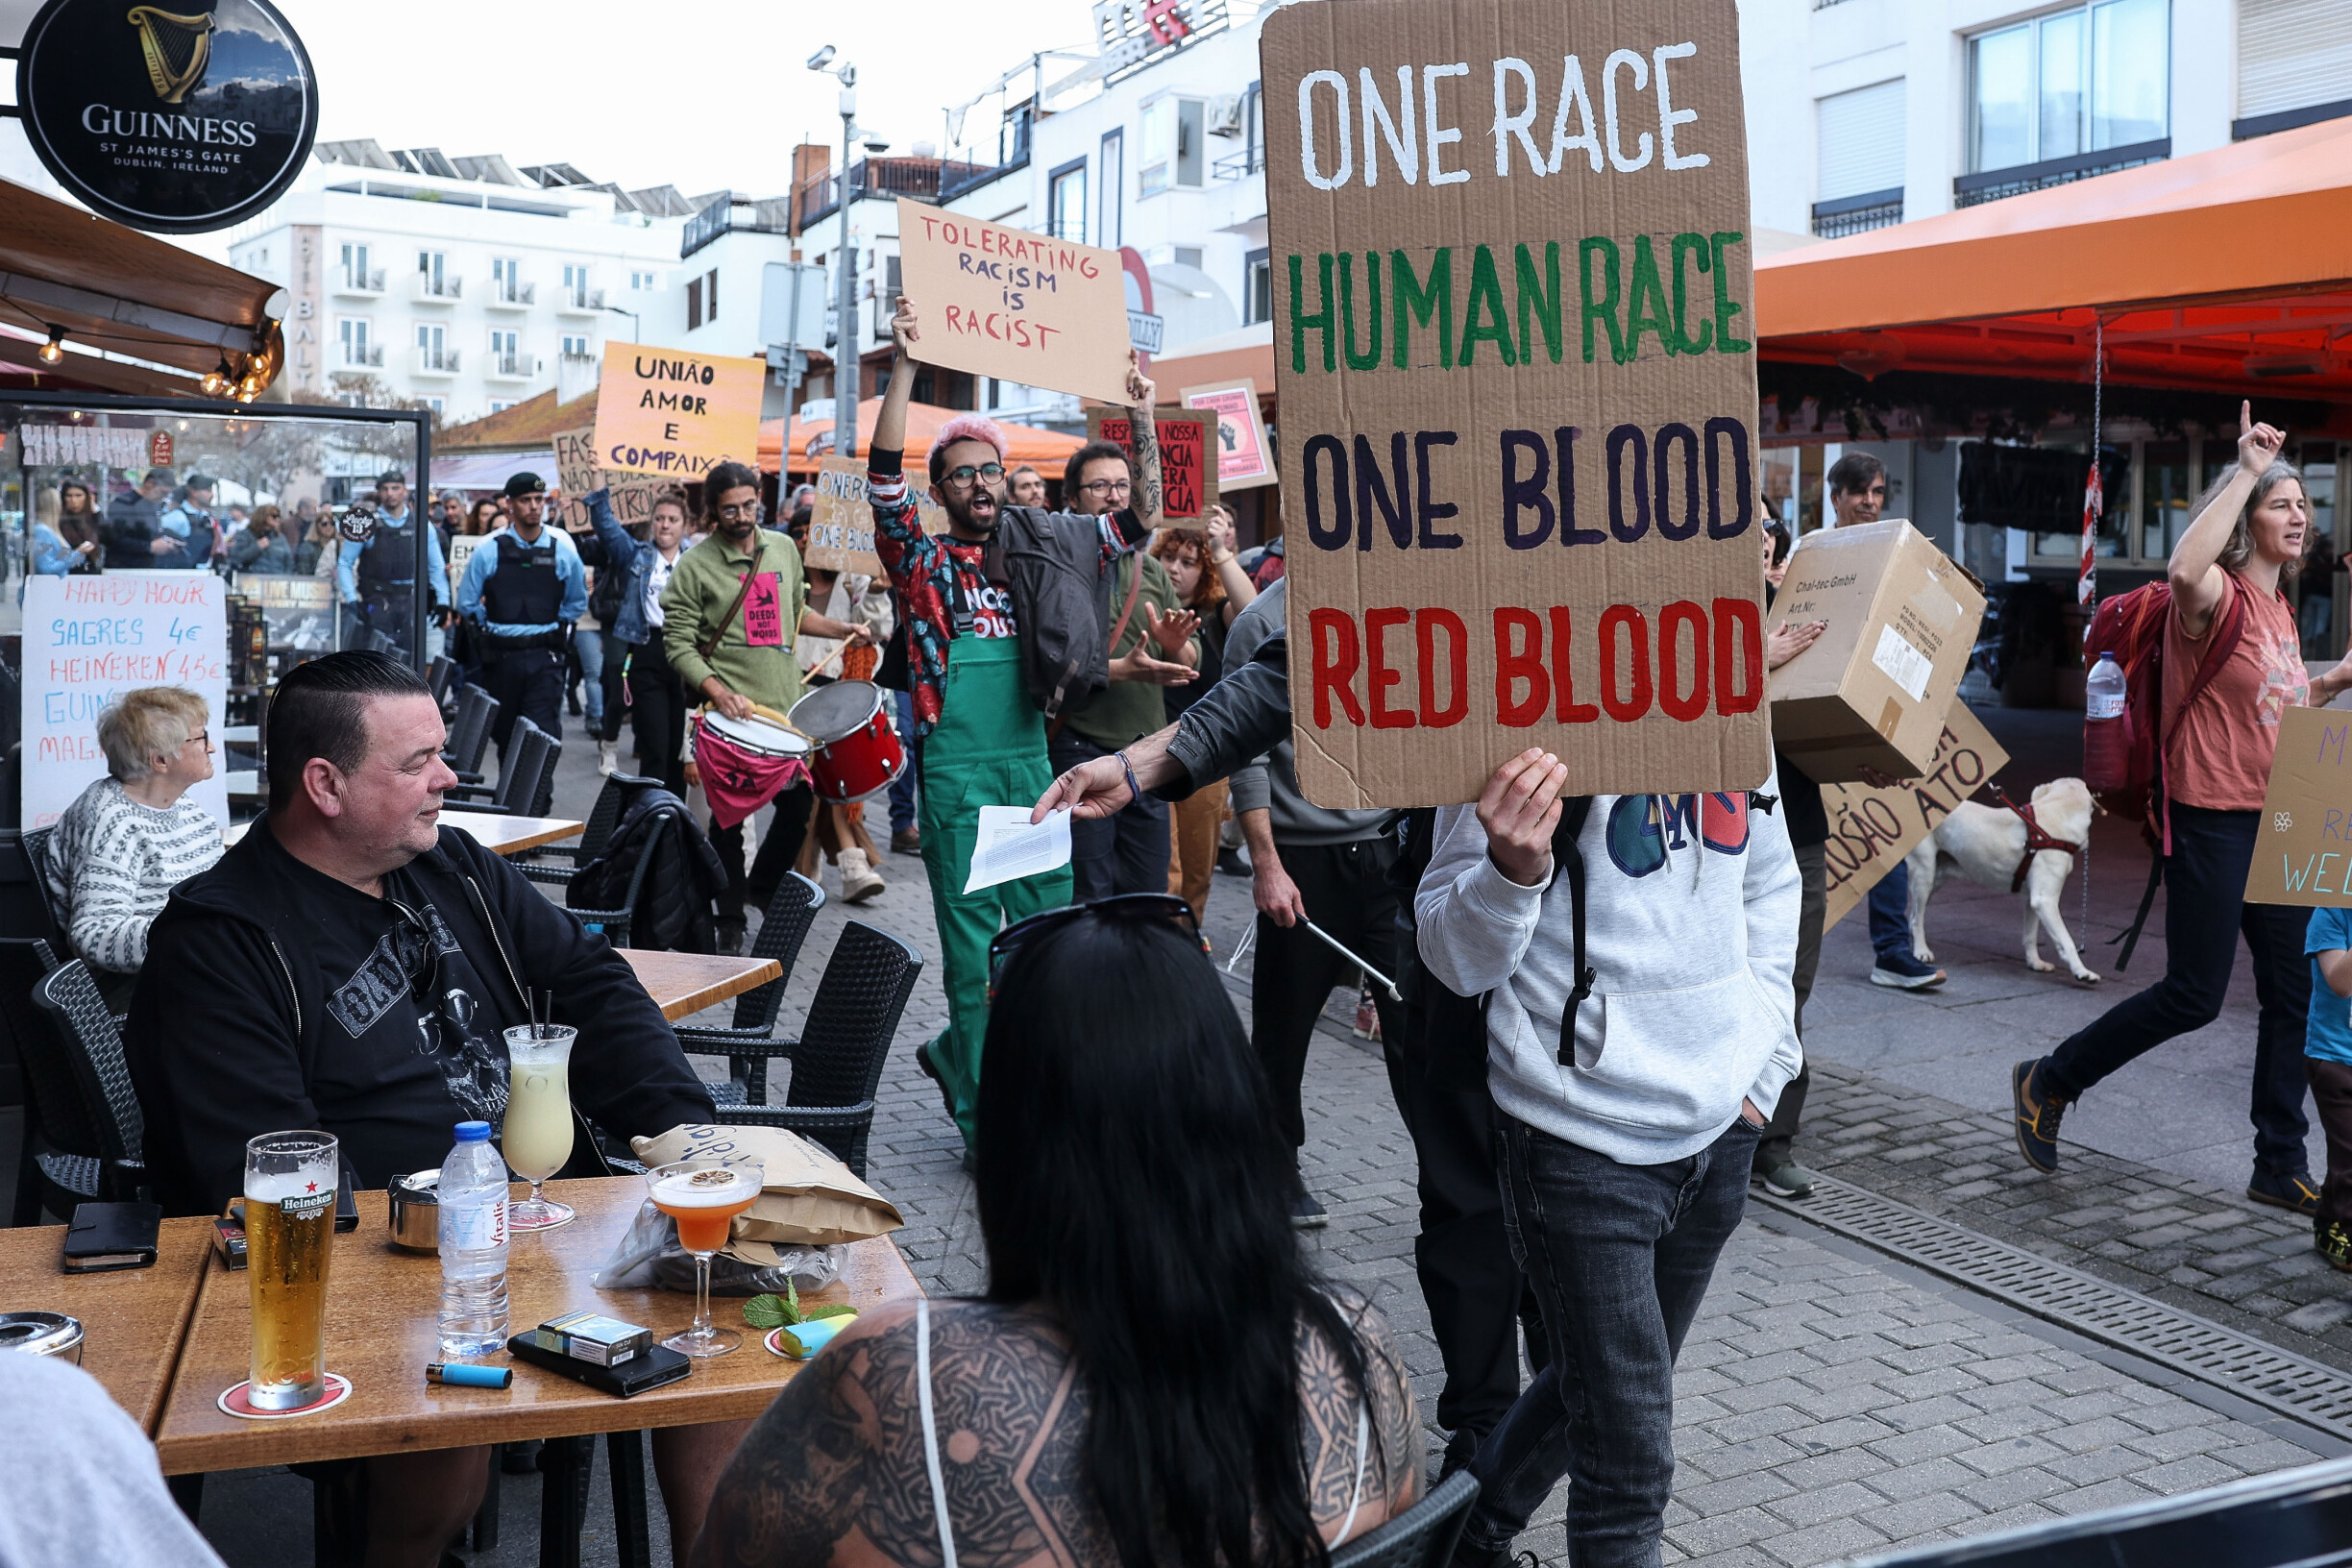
[16,0,317,233]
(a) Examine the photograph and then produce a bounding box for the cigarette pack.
[211,1215,248,1270]
[527,1311,650,1367]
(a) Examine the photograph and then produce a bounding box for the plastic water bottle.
[437,1120,510,1359]
[2083,650,2129,792]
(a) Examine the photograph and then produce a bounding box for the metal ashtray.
[388,1169,441,1252]
[0,1311,84,1363]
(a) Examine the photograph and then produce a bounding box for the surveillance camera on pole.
[806,44,835,71]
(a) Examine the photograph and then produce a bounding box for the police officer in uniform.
[456,472,586,761]
[339,467,451,662]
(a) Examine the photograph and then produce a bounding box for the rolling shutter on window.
[2240,0,2352,120]
[1817,79,1907,202]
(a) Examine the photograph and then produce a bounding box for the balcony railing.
[1954,137,2168,208]
[412,347,460,375]
[337,343,383,367]
[485,281,536,308]
[1811,188,1903,239]
[1213,144,1264,181]
[484,353,537,380]
[556,287,605,313]
[334,268,385,296]
[413,273,462,303]
[792,156,1005,233]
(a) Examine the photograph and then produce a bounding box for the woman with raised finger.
[2016,403,2352,1211]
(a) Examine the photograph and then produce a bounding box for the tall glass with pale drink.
[502,1024,576,1231]
[244,1130,338,1410]
[646,1155,765,1357]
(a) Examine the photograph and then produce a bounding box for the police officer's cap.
[503,472,548,500]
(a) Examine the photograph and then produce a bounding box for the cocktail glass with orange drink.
[645,1155,766,1357]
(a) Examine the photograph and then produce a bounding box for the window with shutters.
[2238,0,2352,135]
[1815,81,1906,236]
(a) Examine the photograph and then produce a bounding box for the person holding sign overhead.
[868,294,1164,1157]
[660,460,875,953]
[458,472,586,763]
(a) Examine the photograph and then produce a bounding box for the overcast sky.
[278,0,1100,198]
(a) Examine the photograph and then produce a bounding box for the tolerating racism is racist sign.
[1261,0,1769,806]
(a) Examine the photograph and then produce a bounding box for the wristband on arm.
[1114,750,1141,806]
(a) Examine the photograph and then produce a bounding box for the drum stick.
[1298,919,1403,1002]
[746,703,818,744]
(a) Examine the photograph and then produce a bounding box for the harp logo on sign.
[15,0,318,233]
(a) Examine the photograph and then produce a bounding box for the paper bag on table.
[632,1123,904,1246]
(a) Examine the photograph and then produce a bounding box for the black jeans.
[2041,801,2312,1176]
[1464,1115,1760,1565]
[484,644,566,762]
[625,637,688,796]
[1251,838,1403,1150]
[1756,842,1825,1171]
[1390,934,1546,1464]
[711,784,813,924]
[1047,730,1172,899]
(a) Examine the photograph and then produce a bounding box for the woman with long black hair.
[691,898,1419,1568]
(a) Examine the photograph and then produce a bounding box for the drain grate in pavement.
[1753,1175,2352,1442]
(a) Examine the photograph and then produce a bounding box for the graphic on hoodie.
[326,897,509,1126]
[1605,793,1752,877]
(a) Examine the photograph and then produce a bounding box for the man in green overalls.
[867,296,1165,1153]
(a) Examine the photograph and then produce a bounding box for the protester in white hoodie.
[1416,747,1802,1568]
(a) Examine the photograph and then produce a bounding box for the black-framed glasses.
[1078,478,1132,497]
[943,463,1006,488]
[988,893,1203,995]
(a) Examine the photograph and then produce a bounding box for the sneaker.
[1755,1161,1817,1198]
[915,1038,959,1124]
[1870,950,1947,990]
[1291,1191,1329,1230]
[2013,1058,2069,1173]
[1217,845,1251,877]
[839,848,886,905]
[891,827,921,856]
[2317,1218,2352,1272]
[713,919,745,957]
[596,739,618,777]
[2249,1169,2321,1216]
[1352,987,1382,1041]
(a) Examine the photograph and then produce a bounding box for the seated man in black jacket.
[126,650,733,1567]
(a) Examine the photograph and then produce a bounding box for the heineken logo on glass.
[14,0,318,233]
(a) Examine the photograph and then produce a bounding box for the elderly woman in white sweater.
[45,687,223,1004]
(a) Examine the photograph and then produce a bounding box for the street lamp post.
[603,304,641,343]
[836,73,859,461]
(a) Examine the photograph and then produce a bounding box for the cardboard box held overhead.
[1261,0,1772,807]
[1764,520,1987,782]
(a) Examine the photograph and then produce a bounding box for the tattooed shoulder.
[694,1302,1115,1568]
[1298,1293,1422,1526]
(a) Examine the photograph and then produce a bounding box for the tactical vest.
[357,516,419,596]
[481,529,560,625]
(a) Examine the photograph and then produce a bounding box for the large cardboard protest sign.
[591,344,764,479]
[1819,702,2011,930]
[1262,0,1767,807]
[894,197,1132,404]
[1085,406,1215,526]
[22,573,230,829]
[2246,706,2352,906]
[804,456,943,577]
[554,425,671,531]
[1181,379,1276,491]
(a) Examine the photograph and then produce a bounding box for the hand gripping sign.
[1261,0,1769,807]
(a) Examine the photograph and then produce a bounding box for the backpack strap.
[1552,796,1597,1067]
[2155,572,2252,854]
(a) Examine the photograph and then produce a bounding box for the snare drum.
[699,709,811,761]
[787,680,907,803]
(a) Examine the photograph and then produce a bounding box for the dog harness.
[1986,785,2079,894]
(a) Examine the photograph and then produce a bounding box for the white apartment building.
[223,142,699,425]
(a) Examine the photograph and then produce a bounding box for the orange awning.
[768,399,1084,476]
[1755,117,2352,402]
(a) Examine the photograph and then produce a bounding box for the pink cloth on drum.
[695,722,810,830]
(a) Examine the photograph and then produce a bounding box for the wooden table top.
[0,1215,215,1433]
[620,950,783,1022]
[224,816,585,855]
[153,1178,919,1475]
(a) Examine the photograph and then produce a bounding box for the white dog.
[1903,777,2100,983]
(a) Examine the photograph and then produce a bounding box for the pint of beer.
[245,1130,338,1410]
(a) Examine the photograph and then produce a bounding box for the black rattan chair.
[1330,1471,1479,1568]
[427,653,457,708]
[442,683,499,784]
[25,956,145,1217]
[714,920,920,1177]
[690,873,825,1104]
[443,718,558,817]
[518,772,663,891]
[0,938,88,1225]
